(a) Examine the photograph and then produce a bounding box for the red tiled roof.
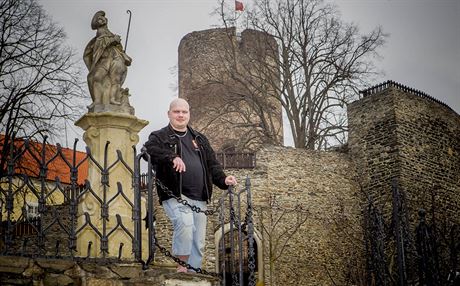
[0,135,88,185]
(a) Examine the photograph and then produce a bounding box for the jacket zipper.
[177,138,183,197]
[196,135,210,202]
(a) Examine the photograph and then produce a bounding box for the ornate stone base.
[75,112,148,259]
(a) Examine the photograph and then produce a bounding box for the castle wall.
[227,146,362,286]
[393,90,460,223]
[348,86,460,225]
[153,146,362,285]
[348,89,401,214]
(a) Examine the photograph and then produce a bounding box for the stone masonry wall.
[348,89,400,215]
[151,146,363,286]
[348,85,460,282]
[348,86,460,225]
[227,146,363,285]
[4,204,72,257]
[393,90,460,225]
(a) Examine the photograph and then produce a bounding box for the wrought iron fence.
[0,135,138,261]
[218,177,257,286]
[364,180,460,286]
[0,136,257,285]
[138,148,257,285]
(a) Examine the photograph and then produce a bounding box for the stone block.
[109,263,144,279]
[0,256,30,274]
[43,273,75,286]
[35,258,75,273]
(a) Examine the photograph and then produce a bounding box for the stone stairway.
[0,256,220,286]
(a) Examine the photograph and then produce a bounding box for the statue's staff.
[124,10,132,52]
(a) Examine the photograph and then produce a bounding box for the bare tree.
[194,74,283,151]
[0,0,85,175]
[179,27,283,151]
[215,0,386,149]
[257,194,309,285]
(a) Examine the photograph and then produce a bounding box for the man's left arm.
[201,137,236,189]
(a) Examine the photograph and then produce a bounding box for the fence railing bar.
[220,190,227,283]
[216,152,256,169]
[237,189,244,285]
[245,176,256,286]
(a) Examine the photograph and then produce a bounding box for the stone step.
[0,256,220,286]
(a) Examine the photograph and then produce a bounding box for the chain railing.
[137,148,257,285]
[0,136,256,285]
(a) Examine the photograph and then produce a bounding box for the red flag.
[235,0,244,11]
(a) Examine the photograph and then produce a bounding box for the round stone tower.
[178,28,283,151]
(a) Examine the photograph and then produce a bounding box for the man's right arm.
[143,132,177,164]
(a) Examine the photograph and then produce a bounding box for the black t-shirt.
[176,131,205,201]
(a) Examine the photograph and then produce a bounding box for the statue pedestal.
[75,112,148,259]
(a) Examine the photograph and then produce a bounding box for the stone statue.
[83,11,134,114]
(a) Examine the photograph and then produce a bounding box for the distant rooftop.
[359,80,454,113]
[0,135,88,185]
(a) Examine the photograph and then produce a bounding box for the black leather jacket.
[144,125,228,203]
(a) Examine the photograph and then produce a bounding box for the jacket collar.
[166,124,200,138]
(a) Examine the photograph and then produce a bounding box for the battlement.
[360,80,456,113]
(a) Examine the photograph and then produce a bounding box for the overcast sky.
[39,0,460,148]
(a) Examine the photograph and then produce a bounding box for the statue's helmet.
[91,11,106,30]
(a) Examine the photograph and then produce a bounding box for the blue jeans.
[162,195,207,269]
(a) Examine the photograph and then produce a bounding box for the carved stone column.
[75,112,148,259]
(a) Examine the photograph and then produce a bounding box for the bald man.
[144,98,237,272]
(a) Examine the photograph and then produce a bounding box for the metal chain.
[153,178,252,282]
[153,179,225,278]
[155,178,221,215]
[153,235,221,278]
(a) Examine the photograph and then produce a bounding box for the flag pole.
[234,1,243,40]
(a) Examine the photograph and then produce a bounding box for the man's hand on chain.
[172,157,186,173]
